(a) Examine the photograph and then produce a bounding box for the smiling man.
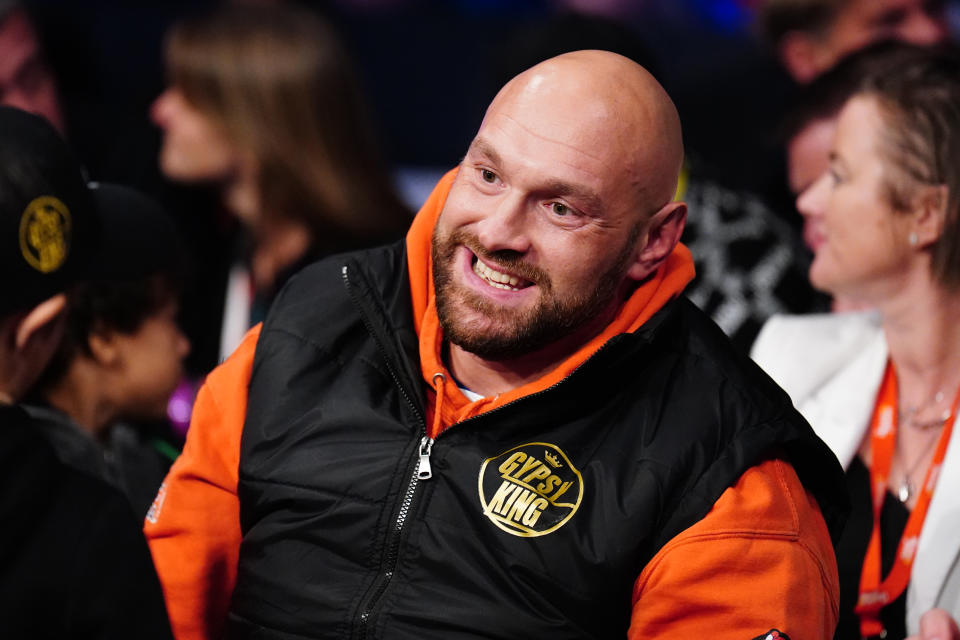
[146,51,845,640]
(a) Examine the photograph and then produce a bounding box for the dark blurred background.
[30,0,957,202]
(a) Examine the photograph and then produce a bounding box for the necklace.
[900,390,951,430]
[896,433,942,503]
[896,388,950,502]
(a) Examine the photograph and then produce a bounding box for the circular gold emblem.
[19,196,71,273]
[478,442,583,537]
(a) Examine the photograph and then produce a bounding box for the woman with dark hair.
[753,45,960,640]
[151,4,410,358]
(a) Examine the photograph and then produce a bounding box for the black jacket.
[228,242,846,639]
[24,404,176,519]
[0,404,172,639]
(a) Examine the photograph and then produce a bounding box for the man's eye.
[480,169,497,183]
[551,202,569,216]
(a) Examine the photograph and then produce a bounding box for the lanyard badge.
[856,361,959,637]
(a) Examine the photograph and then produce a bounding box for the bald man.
[146,51,845,640]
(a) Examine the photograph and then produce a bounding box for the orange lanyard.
[856,361,959,638]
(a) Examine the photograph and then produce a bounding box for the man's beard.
[431,226,640,360]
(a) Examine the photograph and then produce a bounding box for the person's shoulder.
[265,240,408,331]
[283,240,407,297]
[751,311,883,398]
[657,298,791,407]
[753,310,881,356]
[0,408,138,527]
[0,407,149,583]
[629,300,816,464]
[21,404,110,481]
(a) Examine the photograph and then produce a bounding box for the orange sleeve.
[628,458,840,640]
[144,324,261,640]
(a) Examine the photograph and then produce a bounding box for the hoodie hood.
[406,169,695,436]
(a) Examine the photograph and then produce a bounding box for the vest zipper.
[340,265,424,425]
[356,457,424,639]
[417,436,434,479]
[342,264,432,639]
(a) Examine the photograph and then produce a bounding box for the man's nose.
[474,192,531,254]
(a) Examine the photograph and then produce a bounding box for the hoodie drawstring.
[430,372,446,439]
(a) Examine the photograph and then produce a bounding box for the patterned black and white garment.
[682,179,829,351]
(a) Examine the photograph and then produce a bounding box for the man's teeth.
[473,259,522,290]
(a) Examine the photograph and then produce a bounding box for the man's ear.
[911,183,949,248]
[14,294,66,350]
[779,31,826,84]
[626,201,687,282]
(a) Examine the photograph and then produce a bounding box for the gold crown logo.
[544,451,562,468]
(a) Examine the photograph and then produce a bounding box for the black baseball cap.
[0,106,97,315]
[86,182,185,284]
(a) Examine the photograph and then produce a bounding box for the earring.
[909,232,919,246]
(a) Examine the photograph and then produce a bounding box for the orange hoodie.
[145,171,838,640]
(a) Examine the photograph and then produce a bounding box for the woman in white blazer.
[753,45,960,640]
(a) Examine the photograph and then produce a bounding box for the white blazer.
[752,312,960,634]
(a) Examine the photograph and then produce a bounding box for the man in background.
[759,0,950,83]
[0,2,64,130]
[0,105,172,639]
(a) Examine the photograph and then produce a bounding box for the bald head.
[484,50,683,211]
[433,50,688,374]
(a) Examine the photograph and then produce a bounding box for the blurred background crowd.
[9,0,959,371]
[4,0,960,637]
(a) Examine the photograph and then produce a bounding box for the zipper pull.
[417,436,434,480]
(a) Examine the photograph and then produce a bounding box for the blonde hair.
[857,45,960,289]
[165,5,409,250]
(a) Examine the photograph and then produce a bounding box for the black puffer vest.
[227,242,844,639]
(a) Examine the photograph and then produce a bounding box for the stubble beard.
[431,227,638,360]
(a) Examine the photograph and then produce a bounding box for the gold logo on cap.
[19,196,71,273]
[478,442,583,538]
